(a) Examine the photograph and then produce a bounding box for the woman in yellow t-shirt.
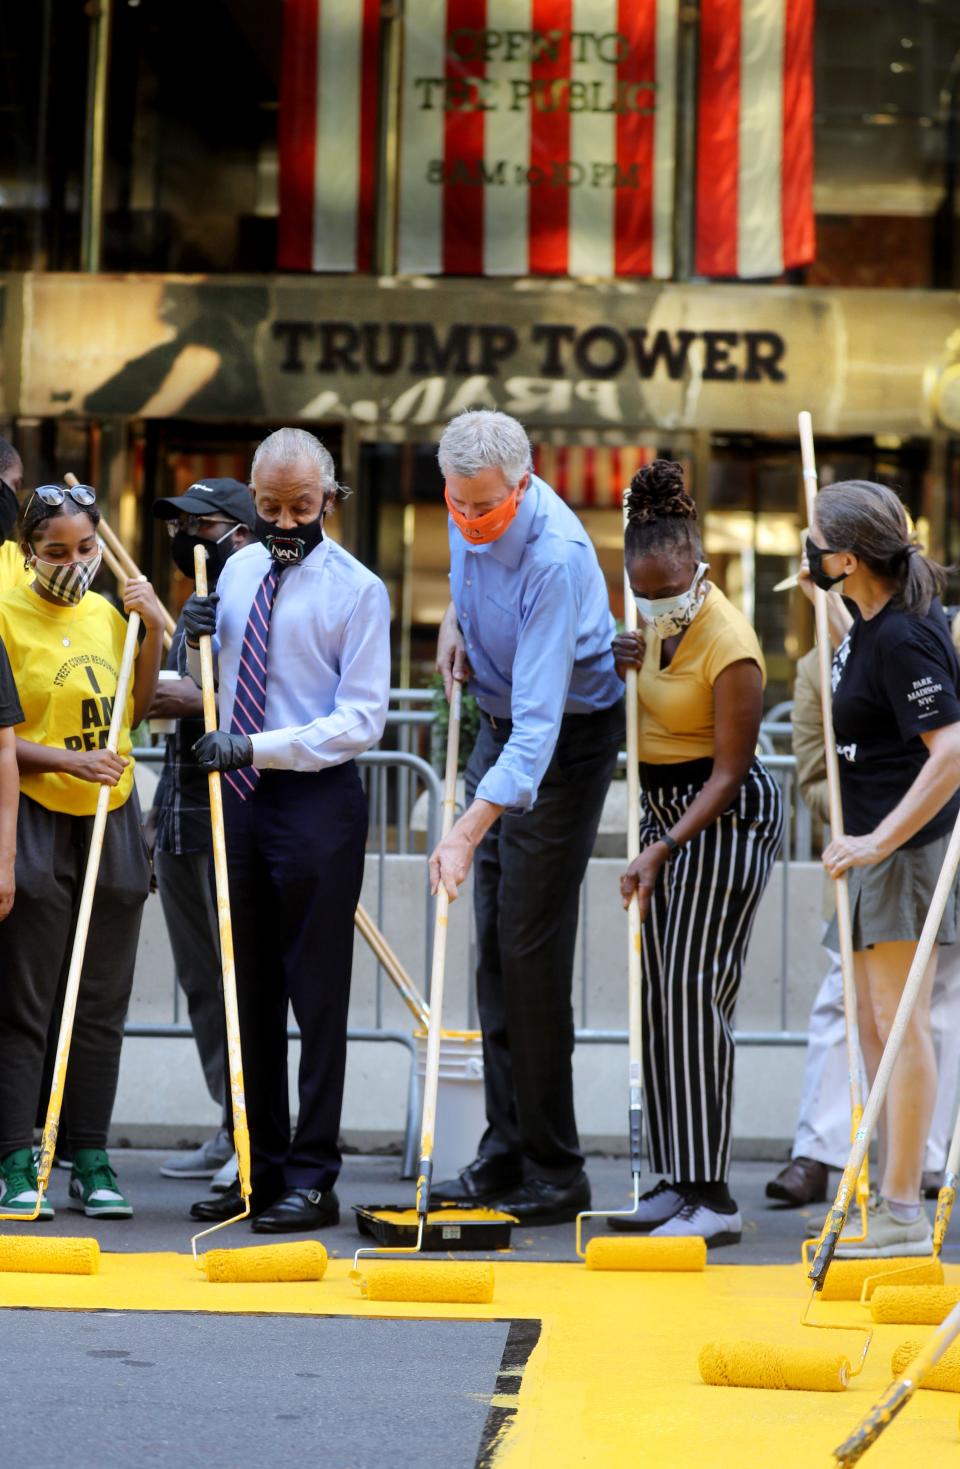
[0,483,164,1221]
[610,459,783,1248]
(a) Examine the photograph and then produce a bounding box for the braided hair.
[624,459,702,563]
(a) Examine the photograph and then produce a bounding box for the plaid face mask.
[30,544,103,606]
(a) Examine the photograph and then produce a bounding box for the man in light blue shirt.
[430,410,624,1224]
[181,427,390,1236]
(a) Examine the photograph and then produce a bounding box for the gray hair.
[437,410,532,488]
[251,427,349,498]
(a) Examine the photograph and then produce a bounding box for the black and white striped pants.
[639,758,783,1183]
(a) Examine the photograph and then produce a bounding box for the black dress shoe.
[189,1181,269,1223]
[765,1156,829,1206]
[251,1187,340,1234]
[432,1155,523,1204]
[496,1174,591,1226]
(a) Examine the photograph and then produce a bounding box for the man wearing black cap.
[147,479,255,1183]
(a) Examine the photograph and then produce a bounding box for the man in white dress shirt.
[183,427,390,1233]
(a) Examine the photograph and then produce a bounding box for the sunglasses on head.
[27,483,97,512]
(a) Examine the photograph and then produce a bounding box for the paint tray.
[353,1202,517,1251]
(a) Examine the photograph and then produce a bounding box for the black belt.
[480,701,623,733]
[640,757,715,791]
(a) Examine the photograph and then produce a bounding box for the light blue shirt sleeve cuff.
[184,642,201,684]
[475,763,532,813]
[248,729,290,770]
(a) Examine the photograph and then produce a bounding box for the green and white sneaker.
[0,1147,54,1220]
[68,1149,132,1219]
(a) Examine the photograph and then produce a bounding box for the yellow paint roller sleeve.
[358,1261,494,1304]
[891,1339,960,1391]
[203,1242,327,1283]
[818,1256,943,1301]
[699,1340,849,1391]
[0,1236,99,1274]
[585,1236,706,1271]
[871,1285,960,1324]
[0,585,137,815]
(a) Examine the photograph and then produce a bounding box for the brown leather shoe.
[765,1156,828,1206]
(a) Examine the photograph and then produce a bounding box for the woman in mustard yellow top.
[0,484,164,1221]
[611,460,783,1247]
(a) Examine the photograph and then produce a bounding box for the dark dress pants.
[222,764,367,1202]
[466,701,624,1185]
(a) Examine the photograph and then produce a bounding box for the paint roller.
[853,1098,960,1318]
[575,497,704,1275]
[701,411,889,1391]
[798,411,870,1248]
[188,543,322,1285]
[0,604,141,1272]
[353,680,494,1306]
[872,1285,960,1325]
[889,1338,960,1392]
[832,1297,960,1464]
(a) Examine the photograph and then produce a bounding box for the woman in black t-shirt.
[808,479,960,1260]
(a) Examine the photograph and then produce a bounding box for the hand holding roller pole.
[798,412,870,1244]
[189,541,252,1262]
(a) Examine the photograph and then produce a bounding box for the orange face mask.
[445,487,520,546]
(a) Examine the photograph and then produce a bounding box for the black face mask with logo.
[254,513,324,567]
[170,528,237,584]
[0,479,18,542]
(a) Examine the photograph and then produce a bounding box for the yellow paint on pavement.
[1,1254,959,1465]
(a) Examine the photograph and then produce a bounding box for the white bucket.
[414,1029,486,1184]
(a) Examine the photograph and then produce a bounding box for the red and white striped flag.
[397,0,680,278]
[696,0,814,278]
[277,0,381,271]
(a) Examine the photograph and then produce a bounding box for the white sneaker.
[835,1196,932,1258]
[209,1152,238,1193]
[606,1179,688,1233]
[650,1197,742,1247]
[160,1128,233,1180]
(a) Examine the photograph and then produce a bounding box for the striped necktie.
[223,562,281,799]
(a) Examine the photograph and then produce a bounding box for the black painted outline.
[475,1318,543,1469]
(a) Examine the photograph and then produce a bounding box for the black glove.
[182,591,219,643]
[192,731,254,772]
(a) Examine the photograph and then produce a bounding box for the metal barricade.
[129,698,813,1175]
[575,748,812,1050]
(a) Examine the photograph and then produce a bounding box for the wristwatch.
[660,833,681,858]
